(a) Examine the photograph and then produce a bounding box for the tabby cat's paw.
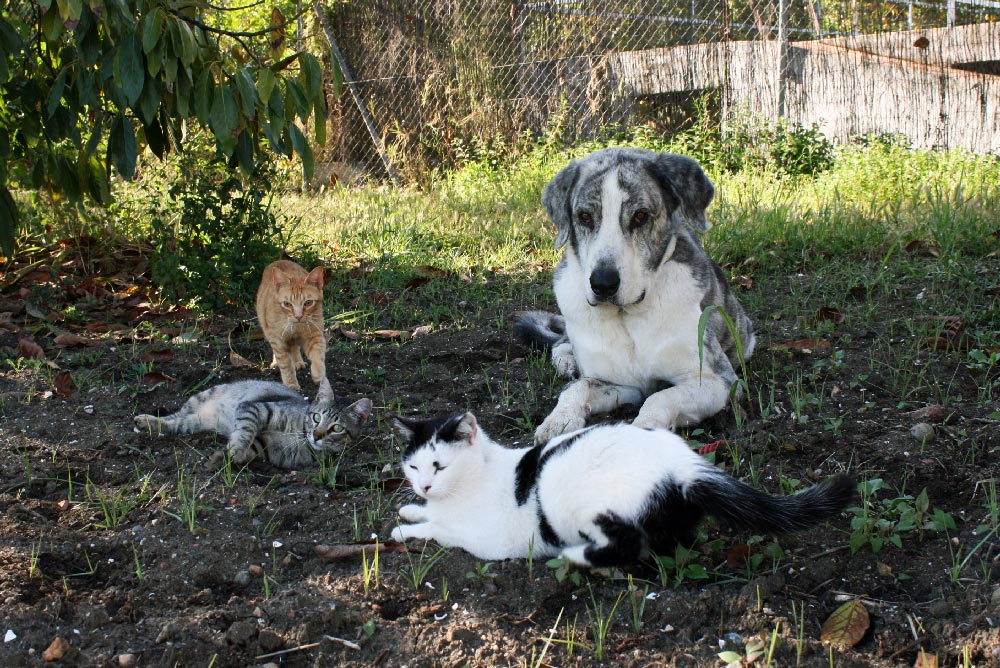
[206,449,228,470]
[133,414,157,431]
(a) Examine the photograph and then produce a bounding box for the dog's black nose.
[590,266,620,299]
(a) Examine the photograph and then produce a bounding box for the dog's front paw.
[535,411,586,445]
[551,342,578,379]
[631,408,678,432]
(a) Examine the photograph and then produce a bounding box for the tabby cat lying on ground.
[391,412,854,567]
[134,379,372,469]
[257,259,327,390]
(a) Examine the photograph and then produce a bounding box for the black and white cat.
[391,412,854,567]
[134,379,372,469]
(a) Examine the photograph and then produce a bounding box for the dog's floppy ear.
[646,153,715,233]
[541,160,581,248]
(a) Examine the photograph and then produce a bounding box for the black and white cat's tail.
[688,471,856,534]
[513,310,567,349]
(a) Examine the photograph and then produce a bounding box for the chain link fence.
[310,0,999,183]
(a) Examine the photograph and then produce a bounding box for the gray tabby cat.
[134,379,372,469]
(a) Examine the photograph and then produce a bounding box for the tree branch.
[167,7,307,39]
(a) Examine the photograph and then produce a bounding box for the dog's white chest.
[557,262,705,391]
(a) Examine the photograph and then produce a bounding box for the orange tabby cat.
[256,260,327,390]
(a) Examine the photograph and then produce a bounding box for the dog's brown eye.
[631,210,650,229]
[577,211,593,228]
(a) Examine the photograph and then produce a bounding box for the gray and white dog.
[516,147,755,444]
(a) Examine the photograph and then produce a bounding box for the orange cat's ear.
[271,267,288,289]
[306,266,324,290]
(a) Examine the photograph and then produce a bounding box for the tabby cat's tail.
[513,311,567,349]
[688,472,856,534]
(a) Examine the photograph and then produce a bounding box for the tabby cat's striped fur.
[134,379,372,469]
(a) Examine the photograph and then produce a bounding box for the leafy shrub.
[147,154,286,308]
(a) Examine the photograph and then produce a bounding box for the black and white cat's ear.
[452,412,478,444]
[392,416,418,445]
[348,398,373,425]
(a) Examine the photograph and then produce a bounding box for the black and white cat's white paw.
[398,503,428,523]
[558,544,592,567]
[391,522,436,543]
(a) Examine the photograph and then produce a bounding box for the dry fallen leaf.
[140,371,174,386]
[821,598,870,648]
[229,351,255,368]
[53,370,75,398]
[373,329,409,341]
[698,440,723,456]
[42,636,70,661]
[907,405,952,423]
[139,347,174,363]
[771,338,832,352]
[726,543,751,568]
[53,333,93,347]
[914,650,938,668]
[411,324,433,338]
[314,541,407,561]
[816,306,845,324]
[17,337,44,359]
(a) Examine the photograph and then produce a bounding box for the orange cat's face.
[257,262,325,328]
[274,274,323,321]
[273,272,322,322]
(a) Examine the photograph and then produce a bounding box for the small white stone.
[3,630,15,643]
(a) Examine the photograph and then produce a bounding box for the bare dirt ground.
[1,248,999,668]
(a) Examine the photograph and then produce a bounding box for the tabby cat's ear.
[348,398,373,425]
[306,266,324,290]
[314,377,334,403]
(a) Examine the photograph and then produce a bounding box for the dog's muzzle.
[589,264,621,301]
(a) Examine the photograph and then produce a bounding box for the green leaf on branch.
[108,114,137,180]
[115,33,145,105]
[210,82,238,156]
[298,52,322,100]
[234,68,258,118]
[288,123,313,181]
[194,69,214,124]
[0,185,17,257]
[142,9,164,54]
[257,68,275,106]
